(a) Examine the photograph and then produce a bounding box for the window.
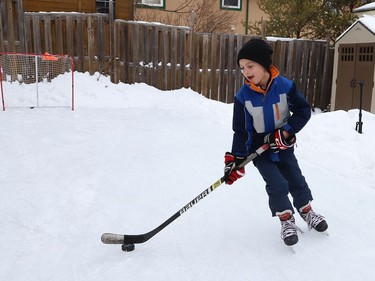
[221,0,241,10]
[137,0,165,8]
[359,46,374,62]
[96,0,115,14]
[340,47,354,62]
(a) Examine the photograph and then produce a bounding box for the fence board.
[151,25,158,87]
[320,44,334,110]
[218,35,227,103]
[6,0,15,51]
[32,15,41,54]
[121,21,131,83]
[307,42,318,105]
[96,15,105,71]
[87,15,95,74]
[75,17,84,71]
[131,22,139,83]
[15,0,24,51]
[316,44,325,107]
[44,15,52,52]
[54,15,64,54]
[192,33,199,93]
[0,12,4,52]
[170,27,178,89]
[180,28,188,88]
[201,34,209,98]
[209,34,219,101]
[300,41,310,96]
[161,27,168,89]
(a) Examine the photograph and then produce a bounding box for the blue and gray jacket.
[231,66,311,160]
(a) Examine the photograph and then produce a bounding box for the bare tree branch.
[134,0,238,34]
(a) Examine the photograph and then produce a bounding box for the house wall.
[22,0,134,20]
[22,0,264,33]
[23,0,95,13]
[331,22,375,113]
[135,0,267,34]
[116,1,134,20]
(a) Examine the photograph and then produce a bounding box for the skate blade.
[287,245,297,254]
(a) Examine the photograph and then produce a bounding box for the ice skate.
[299,203,328,232]
[277,210,303,246]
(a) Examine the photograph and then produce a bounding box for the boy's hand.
[224,152,245,185]
[264,128,296,151]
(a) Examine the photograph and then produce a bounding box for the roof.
[354,2,375,12]
[336,14,375,42]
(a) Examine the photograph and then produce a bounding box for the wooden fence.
[112,23,255,103]
[113,20,333,107]
[22,12,111,73]
[0,0,25,53]
[1,2,334,109]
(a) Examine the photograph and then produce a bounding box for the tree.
[247,0,321,38]
[246,0,373,40]
[312,0,373,41]
[134,0,238,33]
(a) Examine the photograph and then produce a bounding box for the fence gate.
[335,43,374,111]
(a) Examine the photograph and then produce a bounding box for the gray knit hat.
[237,39,273,72]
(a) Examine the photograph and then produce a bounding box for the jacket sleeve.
[284,82,311,135]
[231,96,253,157]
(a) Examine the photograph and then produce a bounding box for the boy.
[224,39,328,246]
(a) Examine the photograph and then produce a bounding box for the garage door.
[335,43,374,111]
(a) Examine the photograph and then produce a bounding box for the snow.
[1,71,375,280]
[354,1,375,12]
[266,36,326,42]
[336,14,375,41]
[357,14,375,32]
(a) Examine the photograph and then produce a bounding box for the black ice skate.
[299,203,328,232]
[277,210,303,246]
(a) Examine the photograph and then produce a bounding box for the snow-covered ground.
[1,72,374,281]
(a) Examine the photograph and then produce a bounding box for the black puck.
[122,243,135,252]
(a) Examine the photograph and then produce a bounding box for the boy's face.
[239,58,268,87]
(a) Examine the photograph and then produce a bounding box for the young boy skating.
[224,39,328,246]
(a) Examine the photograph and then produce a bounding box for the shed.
[331,14,375,114]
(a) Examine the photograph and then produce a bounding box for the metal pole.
[35,55,39,108]
[356,81,364,134]
[0,66,5,111]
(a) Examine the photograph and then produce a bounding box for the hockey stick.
[101,143,269,248]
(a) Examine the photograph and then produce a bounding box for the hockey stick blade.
[101,233,125,244]
[101,144,269,246]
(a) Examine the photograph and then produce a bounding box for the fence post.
[109,0,115,78]
[113,20,119,83]
[188,11,196,90]
[87,15,95,75]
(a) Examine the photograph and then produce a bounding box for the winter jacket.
[231,66,311,159]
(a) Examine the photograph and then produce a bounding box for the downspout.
[245,0,250,35]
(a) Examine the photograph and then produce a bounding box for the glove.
[264,128,296,152]
[224,152,245,185]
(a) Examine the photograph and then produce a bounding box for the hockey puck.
[122,243,135,252]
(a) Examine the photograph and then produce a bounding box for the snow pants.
[253,148,313,216]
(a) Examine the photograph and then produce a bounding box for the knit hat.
[237,39,273,72]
